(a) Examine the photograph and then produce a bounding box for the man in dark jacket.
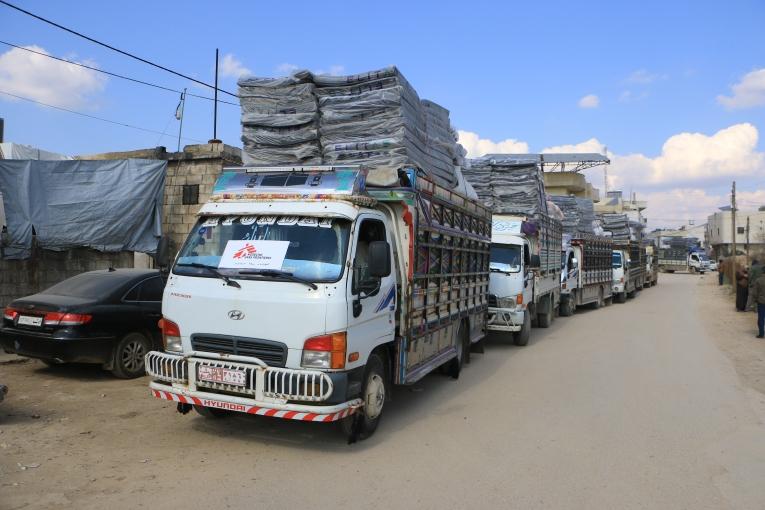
[751,271,765,338]
[736,264,749,311]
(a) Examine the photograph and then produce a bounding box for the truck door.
[346,215,396,367]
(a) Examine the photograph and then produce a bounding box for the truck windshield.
[490,244,521,273]
[612,252,623,268]
[174,215,351,282]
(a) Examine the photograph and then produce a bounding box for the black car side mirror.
[368,240,392,278]
[155,236,171,271]
[529,254,541,269]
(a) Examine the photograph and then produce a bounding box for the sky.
[0,0,763,229]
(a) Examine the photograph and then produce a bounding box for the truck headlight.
[496,295,522,309]
[302,332,346,369]
[159,318,183,353]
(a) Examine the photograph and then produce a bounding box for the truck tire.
[537,298,553,328]
[340,353,387,442]
[513,312,531,346]
[559,298,574,317]
[446,323,469,379]
[615,292,627,304]
[111,332,151,379]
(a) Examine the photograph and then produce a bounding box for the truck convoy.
[560,233,613,315]
[145,166,492,441]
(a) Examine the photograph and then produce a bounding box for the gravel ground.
[1,273,764,510]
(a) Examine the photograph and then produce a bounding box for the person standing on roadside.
[750,270,765,338]
[748,260,762,309]
[718,258,725,285]
[736,263,749,311]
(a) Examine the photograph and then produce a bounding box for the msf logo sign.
[232,243,258,259]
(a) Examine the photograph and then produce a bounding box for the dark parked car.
[1,269,163,378]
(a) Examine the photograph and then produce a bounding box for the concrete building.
[594,190,648,226]
[543,172,601,201]
[706,209,765,259]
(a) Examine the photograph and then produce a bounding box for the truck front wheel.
[537,298,553,328]
[559,297,574,317]
[340,353,387,442]
[615,292,627,304]
[513,312,532,346]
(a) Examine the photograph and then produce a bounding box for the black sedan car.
[1,269,163,378]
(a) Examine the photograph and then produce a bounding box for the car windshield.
[174,215,351,282]
[612,252,623,268]
[490,243,521,273]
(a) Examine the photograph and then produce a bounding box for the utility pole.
[176,88,186,153]
[730,181,737,290]
[210,48,220,143]
[746,215,750,266]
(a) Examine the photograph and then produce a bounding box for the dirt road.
[2,273,764,509]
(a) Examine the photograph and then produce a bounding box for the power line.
[0,89,205,143]
[0,40,239,106]
[0,0,238,98]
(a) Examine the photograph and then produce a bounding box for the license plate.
[17,315,43,327]
[198,366,247,387]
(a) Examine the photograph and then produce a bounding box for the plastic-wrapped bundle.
[575,198,596,234]
[463,157,548,216]
[599,213,632,241]
[238,71,321,166]
[549,196,580,233]
[315,67,457,186]
[238,67,466,188]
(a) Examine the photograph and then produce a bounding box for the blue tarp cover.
[0,159,166,259]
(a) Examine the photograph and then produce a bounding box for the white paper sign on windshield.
[218,240,290,270]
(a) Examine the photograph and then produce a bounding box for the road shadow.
[28,362,116,382]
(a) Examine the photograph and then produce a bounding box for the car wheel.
[111,332,151,379]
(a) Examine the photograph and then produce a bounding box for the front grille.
[190,335,287,367]
[488,294,498,307]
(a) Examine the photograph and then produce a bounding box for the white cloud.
[275,63,300,75]
[315,65,346,76]
[0,45,106,108]
[542,138,607,154]
[625,69,665,84]
[639,189,765,228]
[219,53,251,78]
[457,130,529,158]
[717,68,765,109]
[578,94,599,109]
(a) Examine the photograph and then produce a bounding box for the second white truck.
[560,233,613,315]
[487,213,562,345]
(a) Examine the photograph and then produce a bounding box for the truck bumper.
[613,283,624,294]
[486,306,524,332]
[150,383,359,422]
[145,351,362,422]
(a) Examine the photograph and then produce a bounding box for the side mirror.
[368,240,391,278]
[155,236,171,270]
[571,258,579,268]
[529,254,541,269]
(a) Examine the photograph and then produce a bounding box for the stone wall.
[0,246,134,308]
[164,143,242,252]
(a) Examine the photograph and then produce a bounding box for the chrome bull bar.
[145,351,333,403]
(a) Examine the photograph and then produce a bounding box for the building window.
[737,226,745,234]
[182,184,199,205]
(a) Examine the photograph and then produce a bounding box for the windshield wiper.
[238,269,318,290]
[176,263,241,289]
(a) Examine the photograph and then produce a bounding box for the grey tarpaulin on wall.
[0,159,166,260]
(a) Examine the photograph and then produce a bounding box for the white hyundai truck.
[559,233,613,316]
[486,214,562,346]
[145,166,491,441]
